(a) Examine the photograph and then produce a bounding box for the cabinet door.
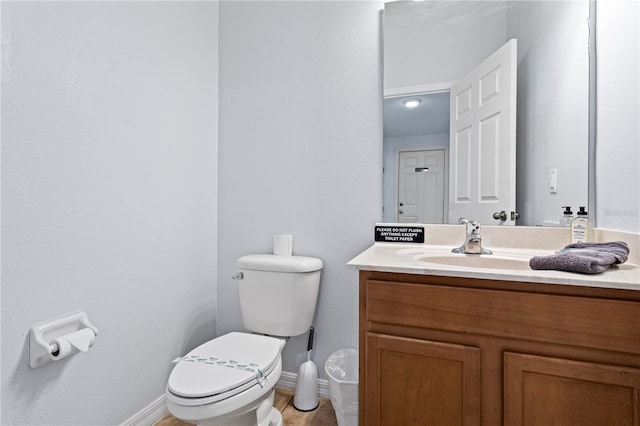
[505,352,640,426]
[365,333,481,426]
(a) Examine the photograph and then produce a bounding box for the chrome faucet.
[452,218,492,254]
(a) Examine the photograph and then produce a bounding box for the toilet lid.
[167,332,282,399]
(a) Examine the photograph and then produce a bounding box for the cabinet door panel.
[504,352,640,426]
[365,333,480,426]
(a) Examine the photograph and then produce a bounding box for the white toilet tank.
[236,254,323,337]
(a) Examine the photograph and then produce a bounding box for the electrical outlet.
[550,168,557,193]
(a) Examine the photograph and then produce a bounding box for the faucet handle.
[467,221,481,235]
[458,217,470,225]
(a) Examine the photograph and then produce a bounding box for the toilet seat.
[167,332,283,406]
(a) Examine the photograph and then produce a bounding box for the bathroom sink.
[416,254,532,271]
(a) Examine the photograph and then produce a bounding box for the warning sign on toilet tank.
[374,226,424,243]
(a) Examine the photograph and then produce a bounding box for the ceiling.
[383,91,450,139]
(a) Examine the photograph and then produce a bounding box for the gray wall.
[1,2,218,424]
[217,1,383,379]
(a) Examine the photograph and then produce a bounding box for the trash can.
[325,348,358,426]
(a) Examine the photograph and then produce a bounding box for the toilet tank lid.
[236,254,323,273]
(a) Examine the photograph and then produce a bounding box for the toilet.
[165,254,323,426]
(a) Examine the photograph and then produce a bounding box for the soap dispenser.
[570,206,593,243]
[559,206,574,227]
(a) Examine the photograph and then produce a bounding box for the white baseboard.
[121,394,168,426]
[277,370,330,400]
[122,371,330,425]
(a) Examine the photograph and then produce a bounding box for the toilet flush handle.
[231,272,244,280]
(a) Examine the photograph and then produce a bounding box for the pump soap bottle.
[559,206,574,227]
[570,206,593,243]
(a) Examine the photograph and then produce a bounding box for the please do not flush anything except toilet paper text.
[374,226,424,243]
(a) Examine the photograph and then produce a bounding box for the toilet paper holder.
[29,311,98,368]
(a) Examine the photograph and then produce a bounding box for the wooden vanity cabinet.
[358,271,640,425]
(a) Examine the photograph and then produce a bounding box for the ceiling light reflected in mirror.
[403,98,422,108]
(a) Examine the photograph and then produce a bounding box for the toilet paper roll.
[273,234,293,257]
[51,328,96,361]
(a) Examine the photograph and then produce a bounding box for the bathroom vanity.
[349,226,640,425]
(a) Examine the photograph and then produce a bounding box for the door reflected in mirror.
[383,1,591,226]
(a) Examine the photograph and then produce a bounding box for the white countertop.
[348,242,640,291]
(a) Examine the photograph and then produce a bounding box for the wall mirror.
[383,0,593,226]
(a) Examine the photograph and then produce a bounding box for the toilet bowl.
[165,253,323,426]
[166,332,286,426]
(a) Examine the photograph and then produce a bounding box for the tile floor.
[154,388,338,426]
